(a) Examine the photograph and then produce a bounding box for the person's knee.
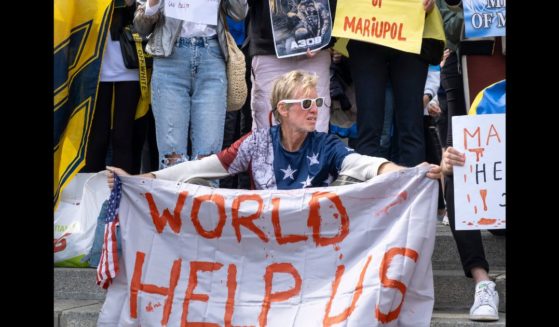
[161,152,187,168]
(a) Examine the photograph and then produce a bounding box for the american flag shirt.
[217,126,356,190]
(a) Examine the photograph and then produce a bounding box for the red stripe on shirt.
[217,132,252,170]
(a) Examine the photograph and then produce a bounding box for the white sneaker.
[442,215,449,225]
[469,280,499,321]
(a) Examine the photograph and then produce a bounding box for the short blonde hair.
[271,70,318,123]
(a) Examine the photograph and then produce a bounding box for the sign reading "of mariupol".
[332,0,425,54]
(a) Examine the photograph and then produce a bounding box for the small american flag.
[96,174,121,289]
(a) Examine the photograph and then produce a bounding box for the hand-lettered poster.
[332,0,425,54]
[452,114,505,230]
[269,0,333,58]
[164,0,220,26]
[98,167,439,326]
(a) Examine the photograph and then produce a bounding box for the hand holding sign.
[441,147,466,176]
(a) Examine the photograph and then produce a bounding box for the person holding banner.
[132,0,248,169]
[107,70,441,190]
[440,82,506,322]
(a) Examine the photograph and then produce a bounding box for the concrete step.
[54,268,506,313]
[54,299,103,327]
[432,224,506,271]
[53,300,505,327]
[55,268,105,301]
[433,270,505,312]
[431,310,506,326]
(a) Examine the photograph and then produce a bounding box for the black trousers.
[440,51,466,147]
[445,176,491,278]
[348,40,428,167]
[82,81,141,173]
[220,46,252,189]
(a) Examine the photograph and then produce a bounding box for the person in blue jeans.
[133,0,248,168]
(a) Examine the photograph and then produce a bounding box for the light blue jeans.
[151,36,227,169]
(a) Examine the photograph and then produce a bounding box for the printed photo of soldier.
[269,0,332,57]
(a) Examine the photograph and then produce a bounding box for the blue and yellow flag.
[54,0,113,208]
[468,80,506,115]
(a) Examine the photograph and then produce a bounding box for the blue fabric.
[270,126,354,189]
[226,17,245,46]
[82,200,122,267]
[470,80,506,115]
[329,123,357,139]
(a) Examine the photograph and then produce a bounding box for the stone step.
[54,299,103,327]
[55,268,106,301]
[431,310,506,326]
[54,268,505,312]
[432,224,506,271]
[434,270,505,313]
[53,300,505,327]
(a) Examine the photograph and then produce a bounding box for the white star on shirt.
[324,174,334,185]
[345,147,355,152]
[300,175,314,188]
[307,152,320,166]
[280,164,297,180]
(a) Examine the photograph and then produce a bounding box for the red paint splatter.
[333,213,339,219]
[464,174,467,183]
[474,206,478,214]
[334,244,340,251]
[467,222,474,226]
[375,191,408,217]
[339,253,344,260]
[468,148,485,162]
[478,218,497,225]
[467,194,471,203]
[479,189,488,211]
[146,302,154,312]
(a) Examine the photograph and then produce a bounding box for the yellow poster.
[332,0,425,54]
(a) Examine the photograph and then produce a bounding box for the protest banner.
[463,0,506,38]
[163,0,220,25]
[269,0,333,58]
[332,0,424,54]
[99,167,437,326]
[452,114,505,230]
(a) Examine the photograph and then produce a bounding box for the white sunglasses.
[278,97,324,110]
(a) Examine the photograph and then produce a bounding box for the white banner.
[164,0,220,26]
[452,114,506,230]
[102,167,437,326]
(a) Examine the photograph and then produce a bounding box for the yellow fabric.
[332,0,426,54]
[423,4,446,44]
[333,37,349,58]
[134,68,152,119]
[54,0,113,209]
